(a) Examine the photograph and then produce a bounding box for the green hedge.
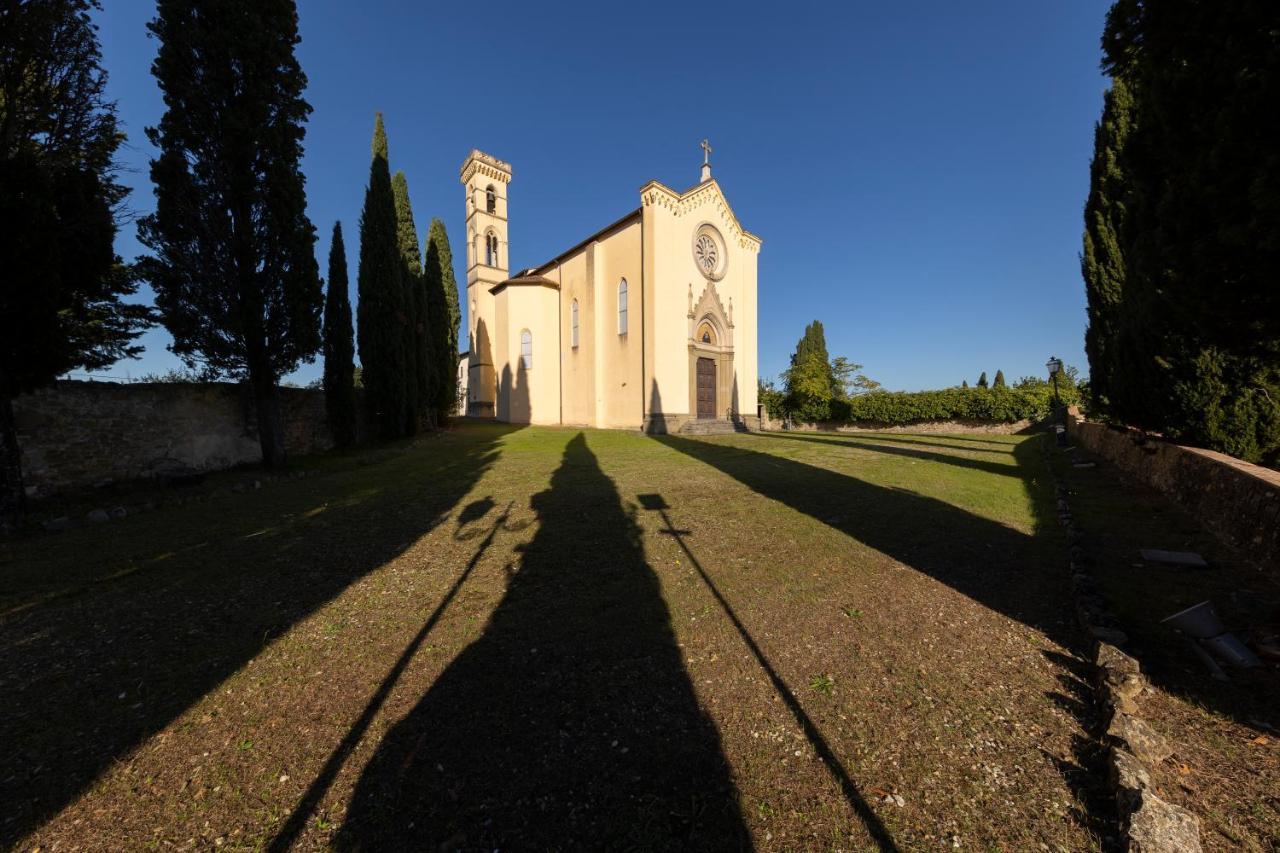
[822,386,1070,426]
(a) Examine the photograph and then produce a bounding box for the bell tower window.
[486,184,496,214]
[485,232,498,267]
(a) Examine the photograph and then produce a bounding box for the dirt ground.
[3,424,1116,850]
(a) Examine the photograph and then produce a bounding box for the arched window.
[617,278,628,336]
[571,299,580,349]
[520,329,532,370]
[485,232,497,267]
[486,185,496,213]
[702,330,711,343]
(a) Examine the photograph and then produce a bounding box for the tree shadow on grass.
[758,431,1023,479]
[0,424,517,847]
[785,431,1020,456]
[337,433,750,850]
[656,434,1076,650]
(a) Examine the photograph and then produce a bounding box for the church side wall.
[595,220,643,428]
[493,286,560,424]
[645,205,691,418]
[555,251,595,427]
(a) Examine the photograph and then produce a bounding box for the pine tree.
[976,372,989,389]
[138,0,322,468]
[1,0,153,524]
[993,370,1006,389]
[783,320,837,421]
[425,218,460,422]
[323,223,357,448]
[391,170,427,432]
[357,114,409,440]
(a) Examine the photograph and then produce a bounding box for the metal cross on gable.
[700,138,713,165]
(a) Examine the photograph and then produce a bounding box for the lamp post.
[1046,356,1066,446]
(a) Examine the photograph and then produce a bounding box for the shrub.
[823,386,1068,426]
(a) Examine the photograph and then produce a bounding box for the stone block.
[1127,789,1202,852]
[1108,711,1173,765]
[1109,747,1150,815]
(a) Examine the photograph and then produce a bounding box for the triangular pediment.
[639,178,762,252]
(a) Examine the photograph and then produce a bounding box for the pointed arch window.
[618,278,628,336]
[520,329,532,370]
[485,232,498,267]
[485,184,496,213]
[571,299,580,349]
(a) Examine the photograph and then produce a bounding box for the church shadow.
[337,433,750,850]
[0,425,516,848]
[783,431,1020,456]
[655,434,1074,648]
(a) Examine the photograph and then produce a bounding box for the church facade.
[459,147,760,433]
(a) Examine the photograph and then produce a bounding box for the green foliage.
[831,356,881,397]
[425,218,460,423]
[783,320,838,421]
[976,372,988,389]
[1,0,155,521]
[391,170,427,433]
[1084,1,1280,465]
[137,0,321,467]
[838,386,1071,426]
[961,379,969,389]
[357,114,410,440]
[758,378,786,419]
[993,370,1006,389]
[323,223,357,448]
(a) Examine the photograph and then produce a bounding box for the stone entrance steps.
[678,419,748,436]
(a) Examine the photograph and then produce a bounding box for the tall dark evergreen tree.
[976,372,989,389]
[993,370,1006,389]
[1,0,153,525]
[138,0,322,468]
[392,170,428,431]
[1085,0,1280,464]
[425,218,460,422]
[323,223,357,448]
[783,320,837,421]
[1081,79,1136,418]
[357,114,409,439]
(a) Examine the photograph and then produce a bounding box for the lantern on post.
[1046,356,1066,446]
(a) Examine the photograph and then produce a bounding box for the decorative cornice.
[689,281,733,348]
[489,274,560,296]
[460,149,512,185]
[640,178,762,253]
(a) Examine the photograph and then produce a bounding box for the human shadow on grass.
[759,431,1024,480]
[0,424,517,847]
[338,433,750,850]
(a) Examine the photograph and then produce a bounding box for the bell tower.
[459,150,511,417]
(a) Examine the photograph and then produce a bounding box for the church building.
[459,143,761,433]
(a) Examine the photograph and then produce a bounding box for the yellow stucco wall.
[492,283,560,424]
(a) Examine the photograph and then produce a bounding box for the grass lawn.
[1,424,1107,850]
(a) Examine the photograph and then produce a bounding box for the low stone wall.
[759,415,1035,434]
[1066,415,1280,571]
[14,381,344,498]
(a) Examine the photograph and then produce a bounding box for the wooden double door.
[696,357,716,419]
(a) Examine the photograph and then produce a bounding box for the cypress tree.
[357,114,409,440]
[138,0,322,468]
[961,380,969,389]
[976,372,989,389]
[425,218,460,422]
[784,320,837,421]
[323,223,357,448]
[1088,0,1280,464]
[391,170,427,432]
[1,0,153,525]
[993,370,1006,389]
[1081,78,1136,418]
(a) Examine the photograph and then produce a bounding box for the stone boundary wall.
[1066,414,1280,572]
[14,381,349,499]
[759,415,1035,434]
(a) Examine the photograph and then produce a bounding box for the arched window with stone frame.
[485,231,498,267]
[571,299,580,349]
[617,278,628,336]
[520,329,532,370]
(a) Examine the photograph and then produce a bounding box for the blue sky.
[94,0,1112,390]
